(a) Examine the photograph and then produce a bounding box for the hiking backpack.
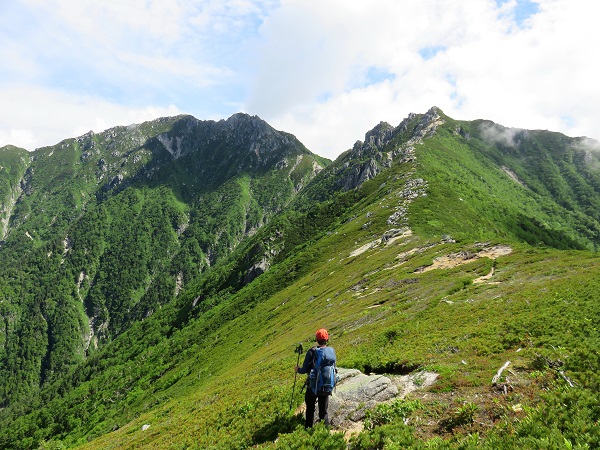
[309,346,338,395]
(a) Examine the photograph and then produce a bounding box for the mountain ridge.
[0,108,599,449]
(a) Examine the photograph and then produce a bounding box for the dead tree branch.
[492,361,511,385]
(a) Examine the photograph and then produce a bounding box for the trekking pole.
[289,343,304,411]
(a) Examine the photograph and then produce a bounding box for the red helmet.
[316,328,329,341]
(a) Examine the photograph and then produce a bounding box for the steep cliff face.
[0,146,29,241]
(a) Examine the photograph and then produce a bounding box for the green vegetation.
[0,109,599,449]
[0,113,324,407]
[363,399,424,431]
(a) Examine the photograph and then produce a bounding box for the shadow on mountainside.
[251,412,305,446]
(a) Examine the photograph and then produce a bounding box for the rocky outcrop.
[386,177,428,226]
[328,369,399,427]
[0,183,23,241]
[323,368,438,430]
[244,258,270,284]
[329,107,444,192]
[340,159,380,191]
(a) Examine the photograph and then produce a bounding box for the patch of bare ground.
[415,245,512,275]
[349,228,413,258]
[502,166,527,188]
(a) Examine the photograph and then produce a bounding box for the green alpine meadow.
[0,107,598,449]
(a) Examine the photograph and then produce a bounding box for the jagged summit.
[351,107,443,154]
[313,107,445,193]
[223,111,266,126]
[147,112,311,168]
[362,121,394,148]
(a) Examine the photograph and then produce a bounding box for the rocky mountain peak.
[153,112,303,167]
[221,112,288,149]
[364,121,395,148]
[328,108,444,192]
[224,112,264,127]
[413,106,444,138]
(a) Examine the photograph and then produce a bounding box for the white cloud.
[1,0,599,161]
[573,137,600,157]
[20,0,187,43]
[479,122,526,147]
[0,84,180,150]
[0,129,37,151]
[245,0,600,159]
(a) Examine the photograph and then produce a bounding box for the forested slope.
[0,113,325,406]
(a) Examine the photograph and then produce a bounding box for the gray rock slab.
[327,368,437,430]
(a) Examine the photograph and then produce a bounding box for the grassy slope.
[68,125,600,448]
[2,115,598,449]
[71,243,600,448]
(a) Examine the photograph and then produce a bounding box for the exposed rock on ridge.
[154,113,314,168]
[330,107,444,192]
[309,368,438,430]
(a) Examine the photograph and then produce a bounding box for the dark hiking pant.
[304,388,330,428]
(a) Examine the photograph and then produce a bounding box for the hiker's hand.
[294,365,299,373]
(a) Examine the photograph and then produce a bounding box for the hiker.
[295,328,337,428]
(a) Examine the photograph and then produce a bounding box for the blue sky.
[1,0,598,160]
[497,0,540,26]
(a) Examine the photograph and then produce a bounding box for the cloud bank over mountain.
[1,0,597,159]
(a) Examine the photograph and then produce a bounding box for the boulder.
[327,368,437,430]
[328,369,398,427]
